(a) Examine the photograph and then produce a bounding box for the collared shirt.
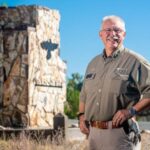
[80,47,150,121]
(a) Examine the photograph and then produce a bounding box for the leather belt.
[90,121,120,129]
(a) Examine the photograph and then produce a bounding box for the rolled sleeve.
[80,80,86,103]
[137,61,150,99]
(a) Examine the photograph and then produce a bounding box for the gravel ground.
[141,131,150,150]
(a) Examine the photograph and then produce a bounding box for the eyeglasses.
[101,27,124,33]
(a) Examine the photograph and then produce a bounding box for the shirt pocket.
[84,72,97,92]
[110,68,129,94]
[112,68,129,80]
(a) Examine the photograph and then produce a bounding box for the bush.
[65,73,83,119]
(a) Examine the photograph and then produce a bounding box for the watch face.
[130,108,137,116]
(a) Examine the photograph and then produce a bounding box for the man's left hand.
[112,109,131,127]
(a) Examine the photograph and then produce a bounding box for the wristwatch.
[77,112,84,120]
[129,107,138,116]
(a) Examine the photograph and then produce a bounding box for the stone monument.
[0,5,66,129]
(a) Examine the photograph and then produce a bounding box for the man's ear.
[123,31,126,37]
[99,31,102,38]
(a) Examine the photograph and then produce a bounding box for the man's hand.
[79,115,90,135]
[112,109,132,127]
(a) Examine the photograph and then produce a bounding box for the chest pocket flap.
[85,73,96,80]
[112,68,129,80]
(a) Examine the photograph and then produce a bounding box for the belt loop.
[108,121,112,129]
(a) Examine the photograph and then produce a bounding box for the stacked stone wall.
[0,6,66,128]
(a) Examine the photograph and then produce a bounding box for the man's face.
[99,19,126,51]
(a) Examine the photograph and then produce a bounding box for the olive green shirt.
[80,47,150,121]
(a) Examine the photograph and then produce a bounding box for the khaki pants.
[88,127,140,150]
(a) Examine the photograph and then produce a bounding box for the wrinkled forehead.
[101,19,125,30]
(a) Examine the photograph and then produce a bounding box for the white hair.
[101,15,126,31]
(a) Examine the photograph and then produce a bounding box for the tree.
[1,2,8,7]
[64,73,83,119]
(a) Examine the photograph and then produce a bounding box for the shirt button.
[96,102,99,106]
[98,89,101,92]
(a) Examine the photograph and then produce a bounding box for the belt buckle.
[95,121,99,128]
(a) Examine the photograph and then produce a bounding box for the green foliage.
[1,2,8,7]
[64,73,83,119]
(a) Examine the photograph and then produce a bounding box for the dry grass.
[0,131,149,150]
[0,130,88,150]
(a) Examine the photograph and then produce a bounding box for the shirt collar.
[102,45,125,60]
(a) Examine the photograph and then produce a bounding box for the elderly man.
[78,15,150,150]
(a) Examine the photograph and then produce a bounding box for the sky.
[1,0,150,78]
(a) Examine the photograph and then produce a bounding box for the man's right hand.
[79,115,90,135]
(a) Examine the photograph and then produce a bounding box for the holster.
[122,119,141,145]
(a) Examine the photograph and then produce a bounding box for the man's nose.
[110,30,117,35]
